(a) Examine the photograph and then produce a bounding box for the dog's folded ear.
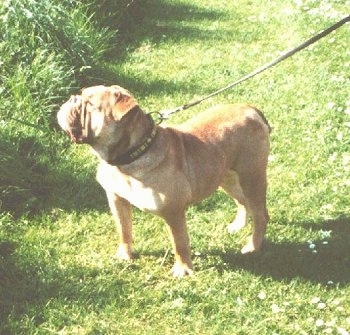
[110,86,138,121]
[81,85,138,121]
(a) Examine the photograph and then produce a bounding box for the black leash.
[159,15,350,119]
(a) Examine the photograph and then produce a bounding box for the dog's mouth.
[66,126,86,144]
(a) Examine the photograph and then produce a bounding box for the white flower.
[311,297,321,304]
[326,102,336,110]
[337,132,344,141]
[320,230,332,238]
[316,319,325,327]
[172,298,184,308]
[258,291,266,300]
[237,297,243,306]
[337,327,350,335]
[293,0,303,7]
[271,303,280,313]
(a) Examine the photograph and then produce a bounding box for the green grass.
[1,0,349,334]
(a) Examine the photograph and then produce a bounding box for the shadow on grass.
[122,216,350,287]
[218,217,350,287]
[0,239,126,331]
[80,0,253,97]
[79,65,204,105]
[1,218,348,329]
[113,0,233,53]
[0,134,106,217]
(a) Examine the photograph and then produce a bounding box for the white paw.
[114,245,132,261]
[171,262,193,278]
[241,236,263,254]
[241,242,256,254]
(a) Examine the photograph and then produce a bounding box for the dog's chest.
[96,163,165,212]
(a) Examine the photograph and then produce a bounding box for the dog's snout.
[57,94,92,144]
[68,127,91,144]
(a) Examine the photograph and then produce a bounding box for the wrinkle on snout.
[57,95,84,143]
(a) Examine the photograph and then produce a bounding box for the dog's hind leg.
[237,167,269,254]
[221,165,269,254]
[221,171,249,234]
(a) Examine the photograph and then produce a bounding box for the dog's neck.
[107,107,157,166]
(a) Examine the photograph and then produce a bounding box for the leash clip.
[147,111,167,125]
[148,106,184,125]
[159,106,184,120]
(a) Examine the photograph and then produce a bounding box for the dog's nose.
[68,127,83,143]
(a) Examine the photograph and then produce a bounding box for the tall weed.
[0,0,132,214]
[0,0,116,122]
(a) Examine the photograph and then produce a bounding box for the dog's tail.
[254,107,272,133]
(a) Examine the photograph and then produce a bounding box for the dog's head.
[57,85,138,145]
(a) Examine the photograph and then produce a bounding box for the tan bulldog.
[57,85,270,277]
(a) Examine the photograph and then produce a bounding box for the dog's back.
[177,103,270,139]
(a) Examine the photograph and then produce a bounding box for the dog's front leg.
[164,212,193,277]
[106,192,133,261]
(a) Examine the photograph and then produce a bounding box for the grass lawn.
[0,0,349,334]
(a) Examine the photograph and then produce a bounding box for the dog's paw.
[241,243,256,254]
[114,244,133,261]
[171,262,193,278]
[241,236,263,254]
